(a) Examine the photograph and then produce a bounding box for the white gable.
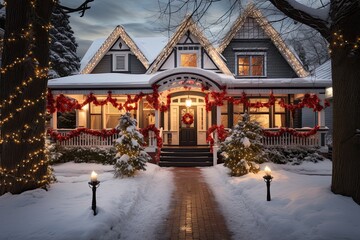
[110,38,130,50]
[179,32,200,44]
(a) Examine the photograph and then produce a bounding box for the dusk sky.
[61,0,246,57]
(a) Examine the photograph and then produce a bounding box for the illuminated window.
[236,53,265,76]
[180,53,197,67]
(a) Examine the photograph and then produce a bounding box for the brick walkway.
[161,168,232,240]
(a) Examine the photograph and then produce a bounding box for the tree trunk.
[331,8,360,204]
[0,0,54,195]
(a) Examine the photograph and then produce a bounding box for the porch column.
[154,109,160,128]
[318,93,326,127]
[50,110,57,129]
[216,106,221,125]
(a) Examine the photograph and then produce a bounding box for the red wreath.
[182,113,194,125]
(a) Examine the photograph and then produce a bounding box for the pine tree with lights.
[113,112,151,177]
[220,113,267,176]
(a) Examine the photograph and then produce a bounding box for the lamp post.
[263,166,273,201]
[88,171,100,215]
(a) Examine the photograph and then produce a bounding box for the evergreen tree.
[113,112,151,177]
[48,3,80,78]
[220,113,267,177]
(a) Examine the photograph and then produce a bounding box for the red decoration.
[47,128,120,141]
[206,125,227,152]
[139,124,163,163]
[262,126,320,138]
[278,94,328,112]
[181,113,194,125]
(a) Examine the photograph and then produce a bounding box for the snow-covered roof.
[80,38,106,72]
[313,60,331,80]
[133,37,168,63]
[217,4,309,78]
[80,26,151,74]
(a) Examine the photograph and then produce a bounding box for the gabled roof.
[217,4,309,78]
[146,16,232,76]
[80,25,150,74]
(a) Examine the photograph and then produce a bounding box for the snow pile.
[0,162,173,240]
[202,161,360,240]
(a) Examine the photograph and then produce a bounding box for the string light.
[329,30,360,53]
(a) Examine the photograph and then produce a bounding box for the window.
[236,53,266,77]
[112,53,128,71]
[249,98,270,128]
[180,53,197,67]
[220,101,229,128]
[90,104,102,129]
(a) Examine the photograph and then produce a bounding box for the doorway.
[179,106,197,146]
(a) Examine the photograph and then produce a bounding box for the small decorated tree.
[220,113,267,176]
[113,112,151,177]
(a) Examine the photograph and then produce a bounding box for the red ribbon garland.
[262,125,320,138]
[47,128,120,141]
[139,124,163,163]
[206,125,227,152]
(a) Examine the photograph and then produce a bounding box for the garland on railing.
[47,85,171,114]
[204,89,329,112]
[47,128,120,141]
[206,125,227,152]
[262,125,320,138]
[139,124,163,163]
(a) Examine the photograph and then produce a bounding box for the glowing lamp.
[185,97,192,107]
[88,171,100,215]
[264,166,271,176]
[263,166,273,201]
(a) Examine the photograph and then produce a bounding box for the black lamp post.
[88,171,100,215]
[263,166,273,201]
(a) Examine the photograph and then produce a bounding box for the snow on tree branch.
[269,0,331,41]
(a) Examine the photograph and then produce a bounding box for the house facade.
[47,5,331,151]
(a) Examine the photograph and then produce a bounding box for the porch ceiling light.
[185,96,192,107]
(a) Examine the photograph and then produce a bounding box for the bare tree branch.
[58,0,94,17]
[269,0,331,41]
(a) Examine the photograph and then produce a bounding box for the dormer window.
[180,53,197,67]
[112,53,128,71]
[236,52,266,77]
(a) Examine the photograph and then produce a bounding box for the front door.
[179,106,197,146]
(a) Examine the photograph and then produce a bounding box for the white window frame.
[235,51,267,77]
[112,53,128,71]
[177,46,201,68]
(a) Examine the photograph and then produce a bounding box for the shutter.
[116,55,126,70]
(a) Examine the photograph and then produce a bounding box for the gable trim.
[146,17,232,76]
[217,4,308,78]
[81,26,149,74]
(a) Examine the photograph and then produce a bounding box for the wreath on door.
[182,112,194,125]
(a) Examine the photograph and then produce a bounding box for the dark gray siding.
[222,39,298,78]
[302,108,317,127]
[325,102,333,136]
[129,54,146,74]
[91,54,146,74]
[92,55,111,73]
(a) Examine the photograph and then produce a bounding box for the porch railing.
[53,129,157,149]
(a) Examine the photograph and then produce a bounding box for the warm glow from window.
[181,53,197,67]
[237,55,264,76]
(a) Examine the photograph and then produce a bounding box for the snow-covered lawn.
[0,162,173,240]
[202,160,360,240]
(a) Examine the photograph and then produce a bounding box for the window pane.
[233,113,242,125]
[274,114,286,128]
[251,56,264,76]
[90,104,101,114]
[238,56,250,76]
[221,114,228,128]
[90,115,101,129]
[249,98,269,113]
[221,101,228,113]
[106,115,119,128]
[250,114,269,128]
[274,101,286,113]
[180,53,197,67]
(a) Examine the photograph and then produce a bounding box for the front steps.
[159,146,213,167]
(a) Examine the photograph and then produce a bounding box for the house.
[47,5,331,162]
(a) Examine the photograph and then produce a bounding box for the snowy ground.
[1,160,360,240]
[0,162,174,240]
[202,160,360,240]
